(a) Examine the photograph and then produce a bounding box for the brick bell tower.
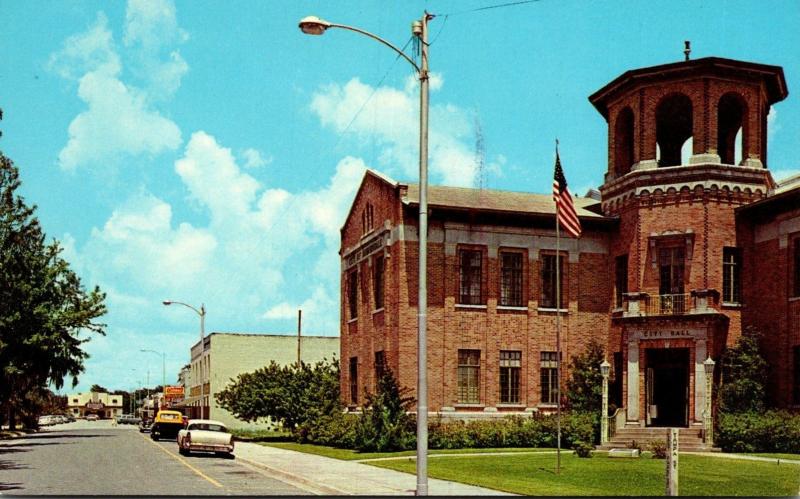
[589,52,788,429]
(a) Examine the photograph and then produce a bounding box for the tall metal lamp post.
[163,300,206,417]
[298,13,431,495]
[703,356,715,447]
[600,359,611,444]
[140,349,166,410]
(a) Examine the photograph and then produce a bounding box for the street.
[0,420,308,496]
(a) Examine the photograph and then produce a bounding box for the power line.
[440,0,542,17]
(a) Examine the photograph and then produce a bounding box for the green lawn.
[367,452,799,496]
[261,441,554,461]
[744,453,800,461]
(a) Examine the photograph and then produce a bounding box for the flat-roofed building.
[67,392,123,419]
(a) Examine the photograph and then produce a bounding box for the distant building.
[67,392,123,419]
[180,333,339,429]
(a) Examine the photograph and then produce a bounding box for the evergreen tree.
[565,339,606,413]
[355,367,416,452]
[0,113,106,428]
[719,325,767,413]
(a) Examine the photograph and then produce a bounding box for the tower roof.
[589,57,788,120]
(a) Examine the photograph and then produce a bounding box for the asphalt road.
[0,419,307,496]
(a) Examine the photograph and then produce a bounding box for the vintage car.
[177,420,234,458]
[150,410,184,440]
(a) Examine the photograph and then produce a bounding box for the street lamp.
[600,359,611,444]
[141,349,165,410]
[299,13,432,495]
[163,300,207,418]
[703,356,715,447]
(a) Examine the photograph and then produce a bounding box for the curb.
[236,455,347,496]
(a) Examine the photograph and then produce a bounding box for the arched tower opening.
[718,92,747,165]
[656,93,693,167]
[614,107,635,176]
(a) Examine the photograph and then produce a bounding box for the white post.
[601,360,610,444]
[666,428,679,496]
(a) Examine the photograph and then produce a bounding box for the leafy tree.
[565,339,606,413]
[0,115,106,428]
[355,366,416,452]
[216,358,340,433]
[90,384,110,393]
[719,325,768,413]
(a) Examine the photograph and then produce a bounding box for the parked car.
[85,414,99,421]
[150,410,184,440]
[139,419,153,433]
[37,415,55,426]
[177,420,234,458]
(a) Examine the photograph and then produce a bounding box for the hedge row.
[298,411,596,451]
[716,410,800,453]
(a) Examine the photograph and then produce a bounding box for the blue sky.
[1,1,798,393]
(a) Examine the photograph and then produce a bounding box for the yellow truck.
[150,410,184,440]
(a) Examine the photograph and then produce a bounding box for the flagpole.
[555,139,562,475]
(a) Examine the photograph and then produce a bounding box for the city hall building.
[339,55,799,432]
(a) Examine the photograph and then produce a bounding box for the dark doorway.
[645,348,689,427]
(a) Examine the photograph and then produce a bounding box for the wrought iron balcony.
[621,289,720,317]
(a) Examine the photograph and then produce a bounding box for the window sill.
[455,304,488,310]
[347,318,358,324]
[372,307,385,315]
[721,302,742,309]
[453,403,484,409]
[537,308,569,314]
[537,403,558,409]
[496,403,525,408]
[789,296,800,302]
[497,306,528,312]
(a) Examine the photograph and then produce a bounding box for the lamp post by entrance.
[600,359,611,444]
[703,356,715,447]
[163,300,206,418]
[299,13,431,495]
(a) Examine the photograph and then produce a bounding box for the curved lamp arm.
[299,16,421,75]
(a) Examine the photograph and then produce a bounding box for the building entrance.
[645,348,689,427]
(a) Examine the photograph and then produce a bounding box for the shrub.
[299,411,358,448]
[354,367,416,452]
[572,440,594,458]
[649,439,667,459]
[718,326,768,414]
[627,439,642,452]
[717,410,800,453]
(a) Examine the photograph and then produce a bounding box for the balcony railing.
[621,289,719,317]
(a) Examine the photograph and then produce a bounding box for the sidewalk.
[234,442,515,495]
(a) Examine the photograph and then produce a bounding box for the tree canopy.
[0,117,106,428]
[565,339,606,414]
[719,325,768,413]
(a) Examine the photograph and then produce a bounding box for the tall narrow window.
[457,349,481,404]
[722,247,742,304]
[615,254,628,308]
[374,351,385,383]
[349,357,358,405]
[499,350,521,404]
[793,238,800,298]
[459,249,483,305]
[541,254,565,309]
[373,255,385,310]
[658,247,685,295]
[500,252,523,307]
[794,346,800,405]
[347,269,358,320]
[540,351,559,404]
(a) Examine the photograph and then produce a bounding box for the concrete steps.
[597,426,719,452]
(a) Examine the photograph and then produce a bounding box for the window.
[457,349,481,404]
[373,255,385,310]
[794,346,800,405]
[349,357,358,405]
[499,351,521,404]
[540,351,559,404]
[361,203,374,234]
[659,247,685,295]
[615,255,628,308]
[540,253,565,309]
[499,252,523,307]
[793,238,800,298]
[347,269,358,319]
[722,247,742,304]
[458,250,483,305]
[374,351,385,382]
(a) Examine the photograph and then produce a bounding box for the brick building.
[339,55,799,430]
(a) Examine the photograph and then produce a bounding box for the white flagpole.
[555,140,562,475]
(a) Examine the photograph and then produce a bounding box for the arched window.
[656,93,693,167]
[718,93,746,165]
[614,107,635,176]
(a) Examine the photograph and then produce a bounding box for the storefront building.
[339,54,797,433]
[67,392,124,419]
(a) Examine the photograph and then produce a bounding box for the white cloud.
[310,76,494,188]
[49,2,185,171]
[241,148,272,169]
[767,107,780,138]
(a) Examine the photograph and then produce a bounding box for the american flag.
[553,148,582,238]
